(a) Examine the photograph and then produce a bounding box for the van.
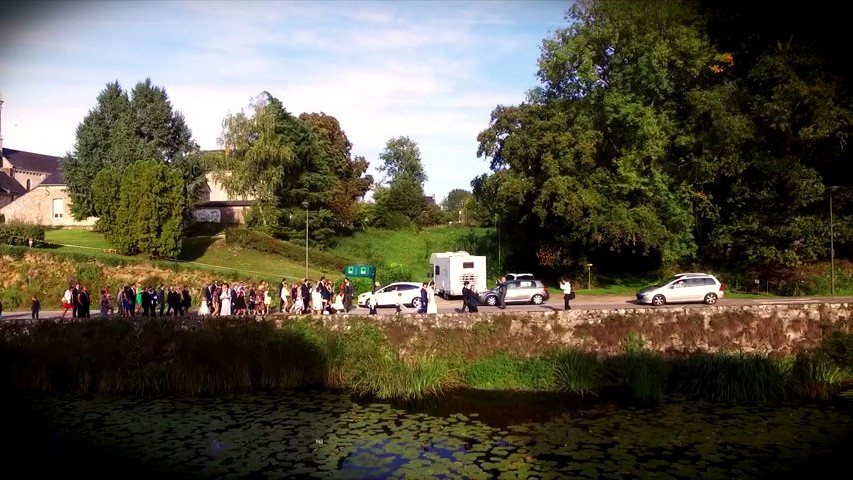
[429,251,487,299]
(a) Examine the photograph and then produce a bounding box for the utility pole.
[302,201,309,279]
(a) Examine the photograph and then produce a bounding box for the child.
[31,295,41,320]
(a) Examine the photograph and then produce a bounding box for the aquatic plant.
[679,353,787,403]
[552,350,600,396]
[461,351,521,390]
[788,352,844,400]
[604,352,668,403]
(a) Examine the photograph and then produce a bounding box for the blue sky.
[1,0,569,202]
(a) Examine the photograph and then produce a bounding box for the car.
[636,273,726,306]
[357,282,424,309]
[478,279,550,306]
[505,273,536,281]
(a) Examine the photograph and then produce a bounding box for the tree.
[377,136,427,185]
[93,160,185,257]
[441,189,472,213]
[374,137,428,228]
[61,79,197,219]
[215,93,373,245]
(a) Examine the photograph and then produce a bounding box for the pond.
[9,389,853,479]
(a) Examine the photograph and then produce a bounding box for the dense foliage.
[93,160,186,257]
[224,227,349,272]
[473,0,851,276]
[0,222,44,246]
[373,136,429,229]
[61,79,199,220]
[213,93,372,245]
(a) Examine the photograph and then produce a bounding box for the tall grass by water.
[1,318,850,403]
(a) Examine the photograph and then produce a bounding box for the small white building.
[429,251,487,299]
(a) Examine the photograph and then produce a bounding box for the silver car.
[636,273,726,306]
[478,279,550,306]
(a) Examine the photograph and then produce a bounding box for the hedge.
[225,228,350,272]
[0,222,45,246]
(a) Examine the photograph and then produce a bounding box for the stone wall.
[4,302,851,356]
[0,185,97,227]
[310,303,853,355]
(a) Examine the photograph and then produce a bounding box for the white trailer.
[429,251,487,299]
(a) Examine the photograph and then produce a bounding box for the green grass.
[42,229,330,283]
[332,225,493,282]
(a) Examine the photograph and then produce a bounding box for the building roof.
[2,148,60,174]
[40,171,65,186]
[194,200,255,208]
[0,171,26,195]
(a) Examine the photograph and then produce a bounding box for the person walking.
[467,284,479,313]
[181,286,192,316]
[100,289,110,317]
[219,283,232,316]
[158,284,167,317]
[79,287,91,318]
[62,285,74,318]
[300,279,311,314]
[31,295,41,320]
[418,283,428,314]
[343,278,354,313]
[71,283,80,318]
[560,277,574,310]
[279,279,290,313]
[497,277,507,309]
[460,280,470,313]
[427,281,438,314]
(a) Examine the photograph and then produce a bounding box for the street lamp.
[829,186,839,295]
[586,263,593,290]
[302,200,309,279]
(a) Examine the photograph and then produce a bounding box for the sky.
[1,0,569,202]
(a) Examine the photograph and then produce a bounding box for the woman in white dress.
[311,285,323,314]
[198,293,210,316]
[427,282,438,314]
[219,283,232,316]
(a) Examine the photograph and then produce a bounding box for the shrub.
[462,351,520,389]
[225,227,349,272]
[0,222,45,246]
[679,354,787,403]
[553,350,600,396]
[788,352,844,400]
[605,352,668,403]
[817,329,853,369]
[379,262,414,284]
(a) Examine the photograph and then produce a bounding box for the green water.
[11,390,853,479]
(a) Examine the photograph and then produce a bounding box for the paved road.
[2,295,849,321]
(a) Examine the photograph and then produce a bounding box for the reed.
[679,353,787,403]
[552,350,601,396]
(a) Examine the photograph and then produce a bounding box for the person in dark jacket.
[158,284,166,317]
[496,277,507,309]
[79,287,91,318]
[141,287,153,316]
[181,286,191,316]
[167,287,181,317]
[300,279,311,314]
[343,278,354,313]
[31,295,41,319]
[460,281,470,313]
[71,283,80,318]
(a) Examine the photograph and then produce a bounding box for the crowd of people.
[274,277,355,315]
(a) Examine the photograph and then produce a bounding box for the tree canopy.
[213,93,372,245]
[473,0,851,276]
[61,79,198,219]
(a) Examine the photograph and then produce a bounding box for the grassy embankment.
[1,316,850,403]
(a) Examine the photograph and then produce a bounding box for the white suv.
[636,273,726,306]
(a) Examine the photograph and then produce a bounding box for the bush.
[462,351,520,389]
[679,354,787,403]
[817,329,853,369]
[0,222,45,246]
[788,352,844,400]
[225,227,349,272]
[604,352,668,403]
[553,350,600,396]
[378,262,414,284]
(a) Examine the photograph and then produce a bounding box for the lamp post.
[302,201,309,279]
[829,186,839,295]
[586,263,593,290]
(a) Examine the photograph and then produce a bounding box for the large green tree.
[214,93,372,245]
[92,160,185,257]
[61,79,197,219]
[474,0,851,276]
[374,137,427,228]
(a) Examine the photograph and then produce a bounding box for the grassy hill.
[330,226,495,281]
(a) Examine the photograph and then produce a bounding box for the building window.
[52,198,64,218]
[26,179,31,191]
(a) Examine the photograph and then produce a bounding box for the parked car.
[636,273,726,306]
[357,282,424,309]
[478,279,550,306]
[505,273,535,281]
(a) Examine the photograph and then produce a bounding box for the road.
[2,295,849,321]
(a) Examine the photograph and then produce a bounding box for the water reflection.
[9,389,853,479]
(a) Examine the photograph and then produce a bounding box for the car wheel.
[486,296,497,306]
[531,294,544,305]
[651,294,666,306]
[704,293,718,305]
[411,297,422,309]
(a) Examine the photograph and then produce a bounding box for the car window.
[506,282,520,289]
[380,286,395,293]
[397,285,416,291]
[520,281,534,288]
